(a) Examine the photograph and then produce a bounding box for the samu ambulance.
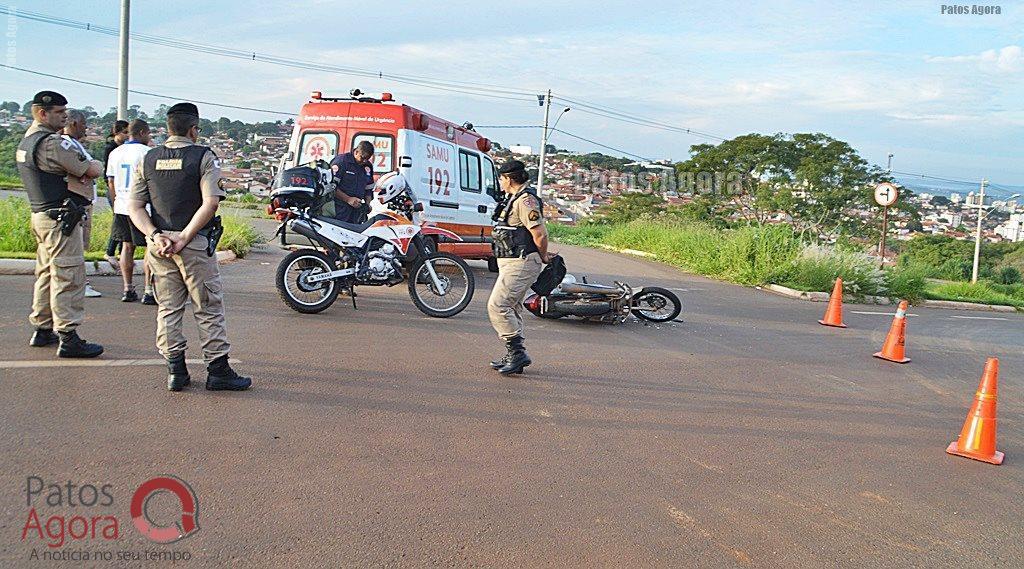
[277,90,499,262]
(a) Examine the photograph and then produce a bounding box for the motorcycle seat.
[314,216,376,233]
[559,282,620,295]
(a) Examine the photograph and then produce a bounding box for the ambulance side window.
[482,156,497,199]
[352,133,395,173]
[459,150,481,193]
[298,131,339,165]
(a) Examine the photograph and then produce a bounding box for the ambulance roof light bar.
[309,89,396,103]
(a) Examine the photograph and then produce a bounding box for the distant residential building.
[996,214,1024,242]
[508,145,533,156]
[950,192,962,205]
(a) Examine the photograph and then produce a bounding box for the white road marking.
[0,358,241,369]
[668,287,697,292]
[949,315,1009,321]
[850,310,918,317]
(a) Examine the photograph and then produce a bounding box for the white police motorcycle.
[269,163,475,318]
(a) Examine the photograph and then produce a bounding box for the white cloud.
[928,45,1024,73]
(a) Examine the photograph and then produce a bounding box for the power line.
[0,63,295,116]
[551,128,652,161]
[0,7,537,103]
[554,95,728,141]
[1,63,654,161]
[891,170,985,186]
[475,125,652,160]
[0,5,730,140]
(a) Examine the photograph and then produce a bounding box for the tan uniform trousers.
[81,204,93,249]
[487,252,544,340]
[146,235,230,363]
[29,212,85,332]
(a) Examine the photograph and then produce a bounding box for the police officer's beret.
[31,91,68,107]
[166,102,199,117]
[498,160,526,175]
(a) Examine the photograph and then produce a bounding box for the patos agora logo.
[21,475,200,549]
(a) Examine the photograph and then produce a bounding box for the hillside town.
[3,106,1021,243]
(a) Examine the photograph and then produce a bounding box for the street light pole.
[971,178,988,284]
[537,89,552,194]
[117,0,130,120]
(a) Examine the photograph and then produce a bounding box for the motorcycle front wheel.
[276,249,339,314]
[631,287,681,322]
[408,252,475,318]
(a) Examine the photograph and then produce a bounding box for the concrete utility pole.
[971,178,988,284]
[537,89,552,194]
[117,0,130,120]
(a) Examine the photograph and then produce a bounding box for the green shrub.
[886,263,930,304]
[996,266,1021,285]
[548,223,613,246]
[219,213,265,258]
[925,281,1024,308]
[934,258,971,281]
[777,244,885,297]
[0,196,36,252]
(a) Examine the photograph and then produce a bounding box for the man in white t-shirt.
[105,119,154,304]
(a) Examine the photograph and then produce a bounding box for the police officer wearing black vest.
[127,102,251,392]
[487,159,553,375]
[16,90,104,358]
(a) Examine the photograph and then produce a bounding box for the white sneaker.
[84,284,102,298]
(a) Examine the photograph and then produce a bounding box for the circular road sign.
[874,182,899,207]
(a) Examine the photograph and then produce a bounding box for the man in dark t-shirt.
[329,140,375,223]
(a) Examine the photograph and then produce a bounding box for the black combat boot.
[490,339,514,370]
[166,353,191,392]
[206,355,252,391]
[497,335,531,375]
[29,328,59,347]
[57,330,104,358]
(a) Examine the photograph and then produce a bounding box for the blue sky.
[2,1,1022,185]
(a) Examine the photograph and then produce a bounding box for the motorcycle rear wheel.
[408,252,475,318]
[276,249,340,314]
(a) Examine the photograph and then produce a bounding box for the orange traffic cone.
[873,300,910,363]
[818,278,847,328]
[946,358,1004,465]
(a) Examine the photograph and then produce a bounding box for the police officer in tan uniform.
[16,91,104,358]
[487,160,553,375]
[127,102,251,392]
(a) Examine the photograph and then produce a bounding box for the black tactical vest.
[17,130,72,213]
[492,188,542,258]
[143,144,210,231]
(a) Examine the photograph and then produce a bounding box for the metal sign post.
[874,182,899,266]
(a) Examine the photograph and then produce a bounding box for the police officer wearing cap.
[127,102,252,392]
[16,91,104,358]
[487,159,553,375]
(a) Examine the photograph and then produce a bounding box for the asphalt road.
[1,229,1022,567]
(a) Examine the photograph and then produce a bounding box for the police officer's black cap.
[167,102,200,118]
[498,160,526,175]
[31,91,68,107]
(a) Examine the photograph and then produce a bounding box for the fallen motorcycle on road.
[523,267,681,324]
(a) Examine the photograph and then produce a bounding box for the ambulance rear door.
[398,130,461,224]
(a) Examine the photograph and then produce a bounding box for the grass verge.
[0,196,265,260]
[551,220,937,304]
